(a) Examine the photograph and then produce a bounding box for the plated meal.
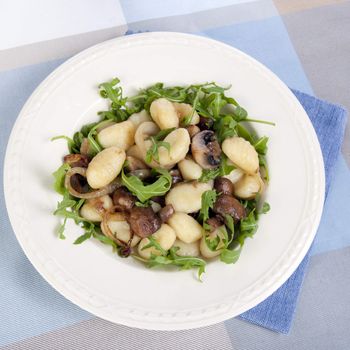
[53,78,272,279]
[5,32,325,328]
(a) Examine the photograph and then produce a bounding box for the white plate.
[4,32,325,330]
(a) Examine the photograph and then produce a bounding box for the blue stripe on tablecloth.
[0,60,92,347]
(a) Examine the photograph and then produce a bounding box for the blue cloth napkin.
[240,89,347,334]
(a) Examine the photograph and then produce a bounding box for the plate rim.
[3,32,325,330]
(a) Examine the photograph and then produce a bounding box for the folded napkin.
[240,89,347,333]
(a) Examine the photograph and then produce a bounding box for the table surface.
[0,1,349,349]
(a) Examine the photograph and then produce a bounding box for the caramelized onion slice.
[64,167,121,199]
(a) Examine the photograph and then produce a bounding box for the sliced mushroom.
[129,169,152,180]
[206,215,224,232]
[169,169,183,185]
[213,194,246,222]
[191,130,221,169]
[64,154,89,168]
[127,206,161,238]
[158,204,175,223]
[112,187,136,211]
[80,138,93,157]
[186,125,200,138]
[125,156,148,172]
[214,177,234,195]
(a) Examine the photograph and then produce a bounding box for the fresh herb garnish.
[141,236,167,255]
[53,163,70,195]
[121,167,172,203]
[145,128,175,163]
[198,190,218,230]
[134,247,206,280]
[198,156,235,182]
[51,136,80,154]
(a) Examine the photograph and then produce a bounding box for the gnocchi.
[80,195,113,222]
[168,212,203,244]
[101,212,141,247]
[86,146,125,189]
[200,227,226,259]
[54,78,270,279]
[158,128,190,167]
[150,98,179,130]
[138,224,176,259]
[234,173,264,199]
[172,239,200,257]
[178,157,203,180]
[165,181,212,213]
[97,120,135,150]
[128,110,151,128]
[173,102,200,125]
[222,136,259,174]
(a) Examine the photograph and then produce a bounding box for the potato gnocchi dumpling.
[53,78,271,280]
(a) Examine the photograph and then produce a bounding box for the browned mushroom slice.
[169,169,183,185]
[191,130,221,169]
[64,154,89,168]
[186,125,200,138]
[127,206,161,238]
[112,187,136,211]
[129,169,152,180]
[125,156,148,172]
[214,177,234,195]
[158,204,175,223]
[205,215,224,232]
[213,194,246,222]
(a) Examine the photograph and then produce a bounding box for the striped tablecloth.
[1,1,349,349]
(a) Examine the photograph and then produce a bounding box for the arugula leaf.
[219,155,235,176]
[145,128,174,164]
[134,247,206,280]
[236,123,255,143]
[86,120,112,155]
[205,235,220,251]
[236,210,258,247]
[73,132,84,151]
[121,168,172,202]
[198,168,220,183]
[259,154,269,182]
[74,229,93,244]
[57,217,67,240]
[198,156,234,183]
[261,202,270,214]
[53,163,70,195]
[254,136,269,155]
[220,245,242,264]
[92,231,118,250]
[141,236,167,255]
[198,190,218,226]
[224,214,235,236]
[243,118,276,126]
[99,78,122,104]
[232,106,248,121]
[51,135,79,154]
[213,115,237,143]
[181,87,201,126]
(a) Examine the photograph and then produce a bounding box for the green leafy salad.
[52,78,273,280]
